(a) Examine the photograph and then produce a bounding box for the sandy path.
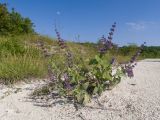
[0,59,160,120]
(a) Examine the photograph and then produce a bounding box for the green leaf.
[98,85,103,95]
[95,55,101,63]
[83,92,90,104]
[91,83,96,87]
[82,82,89,90]
[76,92,84,103]
[102,72,112,80]
[89,58,98,65]
[93,87,98,94]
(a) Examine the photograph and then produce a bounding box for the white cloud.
[126,21,156,30]
[126,22,145,30]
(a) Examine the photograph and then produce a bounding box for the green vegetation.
[141,46,160,58]
[118,45,160,59]
[0,36,47,84]
[0,3,34,36]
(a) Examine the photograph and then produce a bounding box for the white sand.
[0,59,160,120]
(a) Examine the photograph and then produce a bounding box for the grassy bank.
[0,35,48,84]
[0,35,98,84]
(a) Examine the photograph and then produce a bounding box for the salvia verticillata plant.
[48,22,145,105]
[54,27,75,93]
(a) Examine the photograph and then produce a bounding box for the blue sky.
[1,0,160,46]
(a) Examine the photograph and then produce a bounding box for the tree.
[0,3,35,36]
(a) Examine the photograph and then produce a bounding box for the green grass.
[0,35,48,84]
[0,54,47,84]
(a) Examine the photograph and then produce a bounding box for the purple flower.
[112,24,116,28]
[126,67,134,78]
[63,73,72,90]
[109,32,113,36]
[108,36,112,40]
[124,65,134,78]
[110,28,115,32]
[105,40,113,49]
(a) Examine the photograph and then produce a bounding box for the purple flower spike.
[108,36,112,40]
[54,27,73,67]
[124,65,134,78]
[109,32,113,36]
[129,42,146,64]
[124,42,146,78]
[110,28,115,32]
[98,22,117,55]
[55,28,67,49]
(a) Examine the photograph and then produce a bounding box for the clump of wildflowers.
[46,22,144,106]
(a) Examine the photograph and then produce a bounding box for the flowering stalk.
[123,42,146,78]
[54,27,73,89]
[55,27,73,68]
[130,42,146,63]
[55,28,67,49]
[99,22,116,55]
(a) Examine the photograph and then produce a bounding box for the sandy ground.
[0,59,160,120]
